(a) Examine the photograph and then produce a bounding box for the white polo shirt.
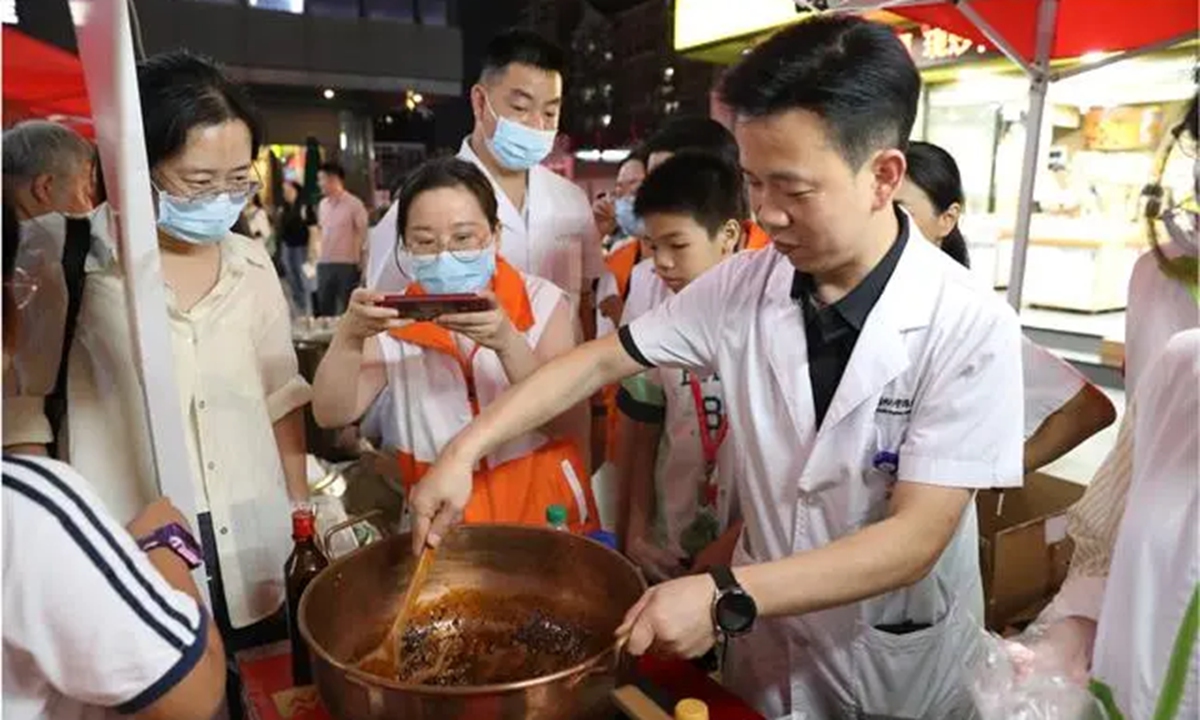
[3,455,207,720]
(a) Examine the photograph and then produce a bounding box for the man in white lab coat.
[409,15,1024,720]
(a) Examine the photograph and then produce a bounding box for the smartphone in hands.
[376,294,493,321]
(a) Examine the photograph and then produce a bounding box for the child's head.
[634,151,747,292]
[643,116,739,173]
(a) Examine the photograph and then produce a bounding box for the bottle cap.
[546,504,568,526]
[292,508,317,539]
[674,698,709,720]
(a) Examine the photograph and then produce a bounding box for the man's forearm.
[739,485,971,618]
[447,334,640,465]
[273,407,309,502]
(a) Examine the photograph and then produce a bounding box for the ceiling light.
[323,88,336,100]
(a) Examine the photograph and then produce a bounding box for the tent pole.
[69,0,209,602]
[1005,0,1059,310]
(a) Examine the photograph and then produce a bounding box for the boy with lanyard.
[616,152,747,581]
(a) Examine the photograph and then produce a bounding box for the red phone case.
[377,294,491,320]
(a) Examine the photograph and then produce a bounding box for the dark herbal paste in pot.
[358,589,597,686]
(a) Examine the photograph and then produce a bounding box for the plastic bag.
[972,628,1109,720]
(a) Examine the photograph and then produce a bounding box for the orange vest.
[741,220,770,251]
[604,237,643,301]
[382,257,600,533]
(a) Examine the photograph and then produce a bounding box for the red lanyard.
[687,373,728,475]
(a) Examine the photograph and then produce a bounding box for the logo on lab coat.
[875,396,913,416]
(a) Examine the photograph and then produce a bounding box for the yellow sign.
[674,0,801,51]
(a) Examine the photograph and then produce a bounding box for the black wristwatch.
[708,565,757,636]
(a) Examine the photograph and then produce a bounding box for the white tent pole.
[1005,0,1059,309]
[69,0,209,602]
[956,0,1036,76]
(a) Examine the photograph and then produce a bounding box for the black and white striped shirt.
[2,455,208,720]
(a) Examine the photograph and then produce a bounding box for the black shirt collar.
[790,204,909,332]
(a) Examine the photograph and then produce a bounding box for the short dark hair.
[137,50,261,170]
[481,28,565,83]
[643,117,738,168]
[719,15,920,168]
[318,162,346,180]
[394,157,499,240]
[905,141,970,268]
[621,145,649,172]
[634,151,747,236]
[3,201,18,351]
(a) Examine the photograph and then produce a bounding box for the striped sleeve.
[2,455,208,713]
[1042,403,1135,623]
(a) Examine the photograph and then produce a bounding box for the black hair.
[137,50,262,170]
[3,201,16,283]
[634,151,747,236]
[481,28,565,82]
[719,15,920,168]
[3,201,18,351]
[620,145,649,172]
[318,162,346,180]
[643,117,739,169]
[905,141,970,268]
[284,180,305,199]
[394,157,499,241]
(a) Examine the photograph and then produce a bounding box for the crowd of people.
[2,13,1196,720]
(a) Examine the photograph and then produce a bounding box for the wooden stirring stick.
[356,546,437,675]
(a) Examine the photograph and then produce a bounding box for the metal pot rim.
[297,525,644,695]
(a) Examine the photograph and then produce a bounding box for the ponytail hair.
[906,141,971,269]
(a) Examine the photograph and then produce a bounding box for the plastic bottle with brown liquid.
[285,507,329,686]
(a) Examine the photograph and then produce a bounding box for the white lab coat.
[1091,329,1199,719]
[624,219,1025,719]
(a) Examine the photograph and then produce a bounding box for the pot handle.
[323,508,387,554]
[570,635,628,687]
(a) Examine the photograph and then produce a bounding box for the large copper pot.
[298,524,646,719]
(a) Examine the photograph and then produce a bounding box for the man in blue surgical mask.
[456,29,603,345]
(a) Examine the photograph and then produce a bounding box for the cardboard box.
[976,473,1086,631]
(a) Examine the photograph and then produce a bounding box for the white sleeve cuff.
[266,375,313,423]
[898,453,1023,489]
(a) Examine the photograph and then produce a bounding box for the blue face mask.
[157,191,244,244]
[613,196,644,238]
[485,97,557,171]
[411,246,497,295]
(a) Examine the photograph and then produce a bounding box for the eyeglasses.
[5,268,39,310]
[402,232,493,261]
[156,179,263,205]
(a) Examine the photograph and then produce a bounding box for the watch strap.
[709,565,738,593]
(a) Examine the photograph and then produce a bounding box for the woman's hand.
[336,289,402,343]
[435,291,518,353]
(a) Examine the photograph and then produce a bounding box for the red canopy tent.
[3,26,93,136]
[826,0,1197,307]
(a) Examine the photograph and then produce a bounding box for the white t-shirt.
[2,455,208,720]
[1124,232,1199,396]
[619,258,670,326]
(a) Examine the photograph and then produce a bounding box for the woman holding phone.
[312,157,599,531]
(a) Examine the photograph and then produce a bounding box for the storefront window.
[248,0,304,12]
[365,0,414,21]
[307,0,360,18]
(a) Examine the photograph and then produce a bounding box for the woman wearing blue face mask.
[311,157,599,532]
[48,50,311,717]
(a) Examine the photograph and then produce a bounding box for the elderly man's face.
[11,157,95,220]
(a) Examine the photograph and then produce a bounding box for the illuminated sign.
[674,0,800,51]
[2,0,17,25]
[898,26,991,66]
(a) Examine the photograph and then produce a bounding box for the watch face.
[716,590,757,635]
